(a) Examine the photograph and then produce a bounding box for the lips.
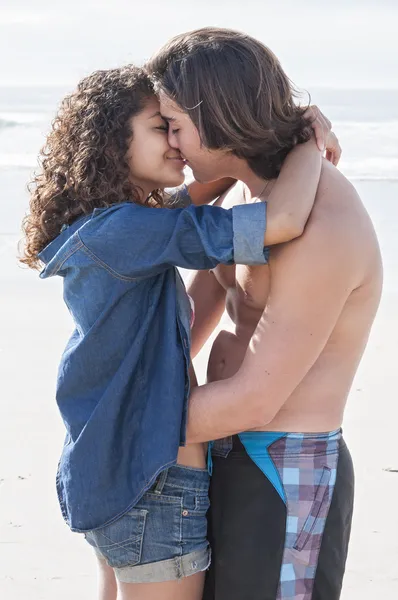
[167,156,187,166]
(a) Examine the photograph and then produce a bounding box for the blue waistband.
[208,429,342,475]
[239,428,341,445]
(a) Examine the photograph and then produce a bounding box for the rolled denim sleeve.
[232,202,269,264]
[79,201,269,279]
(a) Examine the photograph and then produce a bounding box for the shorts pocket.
[182,490,210,516]
[181,491,210,554]
[293,466,332,552]
[85,508,148,569]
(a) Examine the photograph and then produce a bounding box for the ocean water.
[1,85,397,179]
[0,85,397,247]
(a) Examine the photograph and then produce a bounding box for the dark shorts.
[203,430,354,600]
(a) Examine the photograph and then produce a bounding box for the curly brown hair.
[21,65,162,270]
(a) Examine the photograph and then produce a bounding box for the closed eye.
[155,125,168,132]
[172,128,180,134]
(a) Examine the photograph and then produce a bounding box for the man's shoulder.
[316,161,359,213]
[311,162,372,242]
[273,161,380,280]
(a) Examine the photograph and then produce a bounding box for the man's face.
[159,91,233,183]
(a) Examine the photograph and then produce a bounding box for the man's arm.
[188,269,226,359]
[186,201,358,443]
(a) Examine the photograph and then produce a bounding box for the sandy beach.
[0,179,397,598]
[2,1,398,594]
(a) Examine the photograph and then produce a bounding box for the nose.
[168,130,179,150]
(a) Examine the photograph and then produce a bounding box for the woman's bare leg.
[97,557,118,600]
[118,571,205,600]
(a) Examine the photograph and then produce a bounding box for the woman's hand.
[303,105,342,166]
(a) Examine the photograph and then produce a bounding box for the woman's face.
[126,95,186,198]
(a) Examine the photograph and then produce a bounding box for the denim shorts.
[84,464,211,583]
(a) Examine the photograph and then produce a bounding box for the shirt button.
[182,509,189,516]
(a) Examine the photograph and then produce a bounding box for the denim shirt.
[38,198,268,532]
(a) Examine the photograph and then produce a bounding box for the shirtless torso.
[191,160,382,434]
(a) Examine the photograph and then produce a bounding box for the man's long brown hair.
[148,27,312,179]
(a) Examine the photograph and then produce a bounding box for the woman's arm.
[264,105,341,244]
[187,178,235,206]
[264,136,322,245]
[165,178,235,208]
[81,111,336,278]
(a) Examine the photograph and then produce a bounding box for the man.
[148,28,382,600]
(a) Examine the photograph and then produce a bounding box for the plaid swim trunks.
[204,430,354,600]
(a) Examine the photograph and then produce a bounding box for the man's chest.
[213,182,271,310]
[213,261,270,312]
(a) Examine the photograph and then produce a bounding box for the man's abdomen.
[207,326,348,433]
[207,329,250,383]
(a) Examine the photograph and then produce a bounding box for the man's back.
[200,160,382,431]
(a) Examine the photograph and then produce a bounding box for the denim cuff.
[232,202,269,265]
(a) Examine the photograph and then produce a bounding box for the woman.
[21,65,333,600]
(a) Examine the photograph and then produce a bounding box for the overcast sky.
[0,0,397,88]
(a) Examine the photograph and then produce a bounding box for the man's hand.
[303,105,342,166]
